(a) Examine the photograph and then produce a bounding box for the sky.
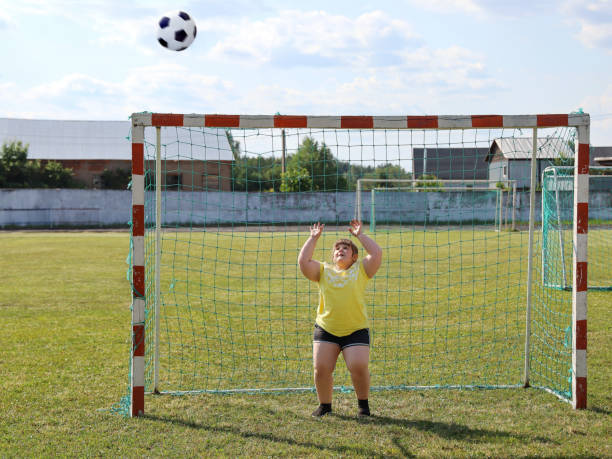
[1,0,611,145]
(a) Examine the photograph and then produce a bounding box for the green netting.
[118,122,591,414]
[542,166,612,291]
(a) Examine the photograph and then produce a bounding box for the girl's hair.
[332,239,359,259]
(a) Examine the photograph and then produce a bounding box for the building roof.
[592,146,612,166]
[485,137,574,162]
[0,117,234,161]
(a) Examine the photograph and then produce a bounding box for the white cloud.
[0,1,162,53]
[415,0,612,53]
[196,7,504,114]
[1,65,234,119]
[406,0,561,18]
[0,0,279,54]
[94,15,160,55]
[234,47,504,117]
[580,84,612,145]
[0,3,505,128]
[562,0,612,52]
[405,0,482,15]
[405,0,612,53]
[207,10,422,68]
[121,63,234,112]
[0,13,10,29]
[197,8,502,95]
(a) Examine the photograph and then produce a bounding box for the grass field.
[0,231,610,457]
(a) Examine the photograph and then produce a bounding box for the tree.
[232,155,282,192]
[226,134,411,193]
[374,163,412,182]
[227,131,284,192]
[225,130,241,161]
[343,163,375,191]
[280,166,312,192]
[286,137,347,191]
[1,141,31,187]
[0,141,78,188]
[345,162,411,190]
[43,161,76,188]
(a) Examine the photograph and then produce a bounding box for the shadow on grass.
[590,406,611,415]
[334,414,558,445]
[144,413,382,457]
[145,408,557,457]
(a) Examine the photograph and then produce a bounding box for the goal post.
[124,113,589,417]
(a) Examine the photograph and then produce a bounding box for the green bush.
[280,166,312,192]
[415,174,443,191]
[101,168,131,189]
[0,141,79,188]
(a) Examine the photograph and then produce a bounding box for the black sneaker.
[311,404,332,417]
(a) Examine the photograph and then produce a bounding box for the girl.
[298,220,382,417]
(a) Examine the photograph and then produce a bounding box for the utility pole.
[281,128,286,174]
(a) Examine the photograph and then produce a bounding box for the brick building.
[0,117,233,190]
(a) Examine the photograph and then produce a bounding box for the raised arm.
[298,222,324,282]
[349,220,382,278]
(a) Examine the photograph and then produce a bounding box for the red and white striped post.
[573,121,589,409]
[130,118,146,417]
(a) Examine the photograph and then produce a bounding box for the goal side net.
[118,113,590,417]
[542,165,612,290]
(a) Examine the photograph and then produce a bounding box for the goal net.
[542,166,612,290]
[118,113,589,417]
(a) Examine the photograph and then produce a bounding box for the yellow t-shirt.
[315,260,370,336]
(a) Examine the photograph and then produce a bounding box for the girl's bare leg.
[342,345,370,400]
[313,341,341,403]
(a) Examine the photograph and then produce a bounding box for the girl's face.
[333,243,358,270]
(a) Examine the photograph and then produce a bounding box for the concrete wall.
[0,189,131,227]
[1,188,611,228]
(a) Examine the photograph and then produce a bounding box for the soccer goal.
[542,165,612,291]
[356,178,517,233]
[122,113,589,417]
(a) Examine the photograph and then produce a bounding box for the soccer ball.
[157,11,197,51]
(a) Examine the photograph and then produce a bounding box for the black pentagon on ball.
[193,25,197,38]
[159,16,170,28]
[178,11,190,20]
[175,29,188,42]
[158,38,168,48]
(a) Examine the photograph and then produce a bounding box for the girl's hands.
[310,222,324,240]
[349,219,362,237]
[311,220,362,238]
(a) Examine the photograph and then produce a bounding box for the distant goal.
[356,178,517,232]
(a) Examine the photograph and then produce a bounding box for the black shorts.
[313,323,370,349]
